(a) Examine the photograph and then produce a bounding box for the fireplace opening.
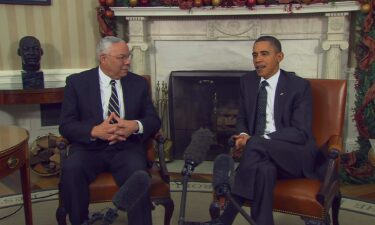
[168,70,248,160]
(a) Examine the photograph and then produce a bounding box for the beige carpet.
[1,191,374,225]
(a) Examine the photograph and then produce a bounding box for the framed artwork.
[0,0,51,5]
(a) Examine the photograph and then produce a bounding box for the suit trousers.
[60,144,152,225]
[221,136,305,225]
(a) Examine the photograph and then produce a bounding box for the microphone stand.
[178,160,197,225]
[216,184,257,225]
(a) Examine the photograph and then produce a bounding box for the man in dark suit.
[202,36,318,225]
[59,36,160,225]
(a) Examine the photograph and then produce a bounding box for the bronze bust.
[18,36,44,89]
[18,36,44,72]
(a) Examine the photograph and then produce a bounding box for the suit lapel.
[89,68,104,123]
[274,70,288,129]
[120,76,129,119]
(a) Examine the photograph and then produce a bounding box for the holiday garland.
[96,0,333,36]
[340,0,375,184]
[97,0,117,37]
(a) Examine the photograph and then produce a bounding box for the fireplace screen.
[169,70,248,160]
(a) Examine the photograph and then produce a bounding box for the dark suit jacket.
[236,70,317,177]
[59,67,160,152]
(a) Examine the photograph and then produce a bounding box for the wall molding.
[0,68,89,84]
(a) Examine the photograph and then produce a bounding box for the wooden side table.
[0,85,64,105]
[0,125,32,225]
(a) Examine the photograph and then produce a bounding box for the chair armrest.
[327,135,343,154]
[317,135,342,207]
[153,132,170,183]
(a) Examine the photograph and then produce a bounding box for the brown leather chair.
[210,79,347,225]
[55,75,174,225]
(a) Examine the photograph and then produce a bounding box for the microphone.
[182,127,215,176]
[212,154,258,225]
[178,127,214,225]
[96,170,151,225]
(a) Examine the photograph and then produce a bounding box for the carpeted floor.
[1,191,374,225]
[1,160,375,224]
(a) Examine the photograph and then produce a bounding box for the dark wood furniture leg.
[20,159,33,225]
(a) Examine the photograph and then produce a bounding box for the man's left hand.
[113,114,139,137]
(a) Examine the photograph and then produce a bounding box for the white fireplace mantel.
[112,1,360,82]
[112,2,359,17]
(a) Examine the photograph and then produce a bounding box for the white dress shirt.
[240,70,280,139]
[98,67,143,134]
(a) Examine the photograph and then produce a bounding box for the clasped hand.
[91,112,139,145]
[231,133,250,159]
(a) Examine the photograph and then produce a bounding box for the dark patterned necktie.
[108,80,120,123]
[254,80,269,135]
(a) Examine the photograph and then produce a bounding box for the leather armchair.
[210,79,347,225]
[55,75,174,225]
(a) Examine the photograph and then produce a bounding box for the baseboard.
[341,197,375,217]
[345,138,359,153]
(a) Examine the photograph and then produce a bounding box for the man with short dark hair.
[202,36,318,225]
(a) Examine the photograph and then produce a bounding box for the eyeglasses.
[106,53,132,61]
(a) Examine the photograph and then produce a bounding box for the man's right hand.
[233,133,251,151]
[230,133,250,159]
[90,113,120,142]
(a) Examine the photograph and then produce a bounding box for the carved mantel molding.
[112,2,359,17]
[112,1,360,79]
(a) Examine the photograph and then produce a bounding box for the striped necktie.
[254,80,269,135]
[108,80,120,123]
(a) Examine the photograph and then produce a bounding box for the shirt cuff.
[263,134,271,139]
[134,120,144,134]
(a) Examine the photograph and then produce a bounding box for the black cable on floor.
[0,191,59,221]
[0,205,23,221]
[32,191,58,200]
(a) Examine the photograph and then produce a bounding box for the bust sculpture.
[18,36,44,72]
[17,36,44,89]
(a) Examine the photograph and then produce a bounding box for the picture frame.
[0,0,51,5]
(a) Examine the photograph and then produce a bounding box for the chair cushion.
[89,169,170,203]
[272,179,325,219]
[88,173,118,202]
[243,179,325,219]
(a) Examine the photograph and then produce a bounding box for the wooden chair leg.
[163,198,174,225]
[331,192,341,225]
[153,197,175,225]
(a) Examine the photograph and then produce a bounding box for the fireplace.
[169,70,248,160]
